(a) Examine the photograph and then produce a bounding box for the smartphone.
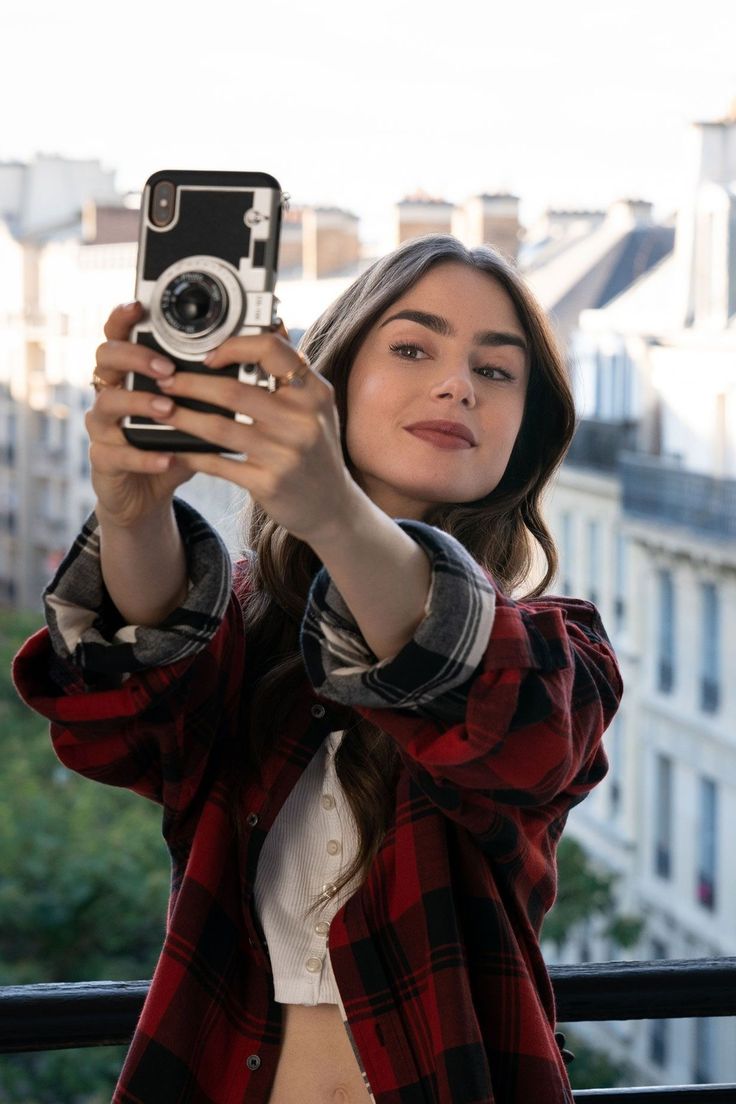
[122,169,285,452]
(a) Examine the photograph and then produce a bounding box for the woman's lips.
[405,428,473,450]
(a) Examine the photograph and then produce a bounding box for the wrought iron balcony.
[2,958,735,1100]
[565,418,639,474]
[619,452,736,541]
[564,419,736,543]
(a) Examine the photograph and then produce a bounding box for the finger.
[176,450,257,491]
[154,367,308,431]
[89,439,175,475]
[95,340,176,384]
[103,301,143,342]
[203,330,314,387]
[149,401,299,461]
[86,388,178,441]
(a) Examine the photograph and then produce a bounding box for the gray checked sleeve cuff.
[43,496,233,684]
[299,519,497,720]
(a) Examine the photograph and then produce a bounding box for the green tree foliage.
[561,1029,639,1091]
[544,835,644,958]
[1,610,169,1102]
[543,835,646,1088]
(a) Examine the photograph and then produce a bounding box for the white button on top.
[305,956,322,973]
[321,794,336,810]
[315,921,330,935]
[326,839,341,855]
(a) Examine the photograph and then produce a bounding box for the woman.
[13,233,623,1103]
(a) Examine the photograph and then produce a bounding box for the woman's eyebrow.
[379,309,528,353]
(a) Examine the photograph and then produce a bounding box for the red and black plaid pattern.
[13,537,622,1102]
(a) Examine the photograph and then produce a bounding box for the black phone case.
[122,170,284,452]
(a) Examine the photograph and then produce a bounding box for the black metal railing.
[565,418,640,474]
[619,452,736,541]
[2,959,735,1100]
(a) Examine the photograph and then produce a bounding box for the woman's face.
[345,261,530,520]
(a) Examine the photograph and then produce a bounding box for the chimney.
[395,190,453,245]
[278,205,304,274]
[606,197,654,229]
[302,206,360,279]
[675,103,736,327]
[459,193,521,261]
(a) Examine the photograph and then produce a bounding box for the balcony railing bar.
[1,960,735,1101]
[574,1089,736,1101]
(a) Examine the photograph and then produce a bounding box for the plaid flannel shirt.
[12,497,623,1103]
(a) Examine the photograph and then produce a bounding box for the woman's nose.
[430,371,477,406]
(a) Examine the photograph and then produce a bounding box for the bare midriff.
[266,1003,374,1104]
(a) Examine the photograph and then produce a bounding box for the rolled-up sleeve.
[299,519,497,720]
[43,496,233,688]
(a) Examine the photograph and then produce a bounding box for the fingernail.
[151,397,173,413]
[203,351,216,366]
[151,357,175,375]
[122,301,139,312]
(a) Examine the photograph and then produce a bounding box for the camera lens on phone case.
[151,180,176,227]
[161,271,228,336]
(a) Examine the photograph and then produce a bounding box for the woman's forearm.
[96,501,189,626]
[307,485,432,662]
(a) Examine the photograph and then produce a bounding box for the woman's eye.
[388,341,513,381]
[389,341,426,361]
[477,366,514,381]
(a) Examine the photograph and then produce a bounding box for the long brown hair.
[235,234,576,916]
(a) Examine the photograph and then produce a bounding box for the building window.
[650,1018,668,1067]
[649,939,669,1067]
[657,569,675,693]
[692,1017,716,1084]
[696,777,717,911]
[654,754,672,879]
[606,715,622,819]
[614,531,628,632]
[699,582,720,713]
[587,519,600,606]
[594,350,606,418]
[560,511,573,594]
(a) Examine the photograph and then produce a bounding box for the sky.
[2,0,735,249]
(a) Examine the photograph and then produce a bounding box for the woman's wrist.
[97,500,189,626]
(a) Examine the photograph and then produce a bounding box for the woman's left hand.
[151,329,356,546]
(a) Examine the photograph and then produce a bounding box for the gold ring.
[274,351,311,391]
[91,372,123,392]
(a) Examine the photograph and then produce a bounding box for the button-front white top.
[253,729,361,1005]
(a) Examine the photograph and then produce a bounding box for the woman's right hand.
[86,301,196,529]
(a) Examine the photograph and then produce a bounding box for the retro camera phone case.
[122,169,285,452]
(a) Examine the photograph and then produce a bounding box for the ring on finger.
[272,350,311,391]
[91,371,123,393]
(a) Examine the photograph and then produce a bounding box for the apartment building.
[541,106,736,1086]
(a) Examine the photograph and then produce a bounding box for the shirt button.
[320,882,337,899]
[315,921,330,935]
[246,1054,261,1070]
[326,839,341,855]
[321,794,335,810]
[311,704,326,718]
[246,812,259,827]
[305,956,323,973]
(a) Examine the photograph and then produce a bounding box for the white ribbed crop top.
[253,729,362,1005]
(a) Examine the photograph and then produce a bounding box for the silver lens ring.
[149,255,245,360]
